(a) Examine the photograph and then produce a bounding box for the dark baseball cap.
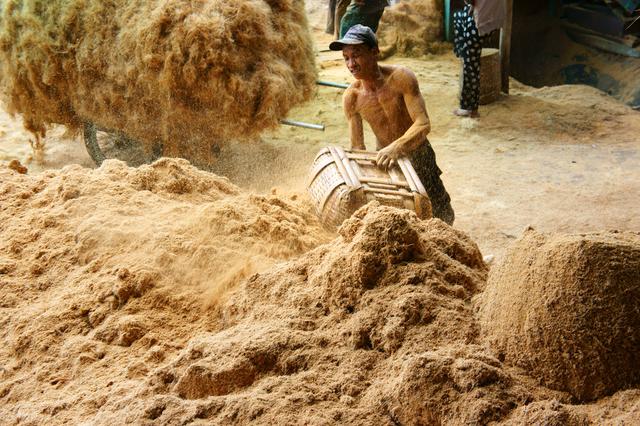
[329,24,378,51]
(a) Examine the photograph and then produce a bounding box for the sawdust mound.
[3,184,534,424]
[0,158,332,424]
[131,205,533,424]
[502,390,640,425]
[501,400,591,426]
[0,156,330,296]
[0,0,315,158]
[3,161,640,423]
[478,229,640,402]
[377,0,449,59]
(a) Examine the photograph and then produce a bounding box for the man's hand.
[376,144,401,170]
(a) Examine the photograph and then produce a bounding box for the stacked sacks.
[0,0,316,158]
[478,229,640,401]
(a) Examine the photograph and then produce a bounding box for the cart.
[82,122,162,167]
[81,81,344,167]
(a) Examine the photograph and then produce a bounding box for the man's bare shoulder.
[383,65,420,93]
[345,79,364,94]
[343,82,361,115]
[344,81,361,99]
[381,64,415,77]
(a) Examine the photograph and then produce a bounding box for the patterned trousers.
[453,6,483,111]
[410,140,455,225]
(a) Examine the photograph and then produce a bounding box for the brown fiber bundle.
[377,0,448,58]
[0,0,316,156]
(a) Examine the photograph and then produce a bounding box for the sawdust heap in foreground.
[0,0,315,159]
[479,229,640,402]
[1,161,639,424]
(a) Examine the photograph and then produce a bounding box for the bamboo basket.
[479,48,501,105]
[458,48,501,105]
[307,146,432,229]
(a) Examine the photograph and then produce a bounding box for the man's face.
[342,44,378,80]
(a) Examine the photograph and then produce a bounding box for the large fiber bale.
[477,229,640,401]
[377,0,449,58]
[0,0,316,156]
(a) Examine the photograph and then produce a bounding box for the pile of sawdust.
[377,0,450,59]
[1,160,640,424]
[0,170,508,424]
[0,158,333,423]
[81,203,523,424]
[478,229,640,402]
[0,156,331,299]
[0,0,316,160]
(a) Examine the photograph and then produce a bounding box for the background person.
[339,0,389,38]
[453,0,505,117]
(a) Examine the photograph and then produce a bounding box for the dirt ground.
[2,27,639,260]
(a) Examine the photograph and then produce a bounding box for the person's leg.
[458,50,480,113]
[326,0,337,34]
[335,0,351,39]
[339,3,360,38]
[339,3,386,37]
[410,141,455,225]
[465,40,482,109]
[366,8,386,33]
[455,9,481,117]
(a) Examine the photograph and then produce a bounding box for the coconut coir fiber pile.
[0,0,315,159]
[377,0,450,58]
[1,161,640,424]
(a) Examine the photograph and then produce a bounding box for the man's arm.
[376,68,431,168]
[343,87,366,150]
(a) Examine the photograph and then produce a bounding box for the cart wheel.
[83,122,162,167]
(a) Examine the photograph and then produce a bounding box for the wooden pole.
[500,0,514,94]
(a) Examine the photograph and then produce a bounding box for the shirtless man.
[329,24,455,224]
